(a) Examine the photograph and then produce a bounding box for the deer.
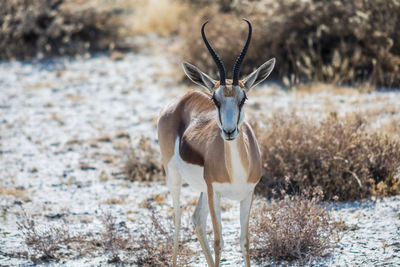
[157,19,275,267]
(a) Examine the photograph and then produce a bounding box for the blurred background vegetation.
[2,0,399,201]
[1,0,399,88]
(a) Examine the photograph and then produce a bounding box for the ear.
[182,62,216,92]
[243,58,275,92]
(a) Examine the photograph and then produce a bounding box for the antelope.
[157,19,275,266]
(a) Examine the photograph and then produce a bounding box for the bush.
[18,210,194,264]
[181,0,400,88]
[18,210,97,262]
[250,192,340,262]
[254,113,400,200]
[136,211,194,265]
[123,136,164,182]
[0,0,125,59]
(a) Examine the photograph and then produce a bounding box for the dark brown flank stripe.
[179,134,204,166]
[178,112,205,167]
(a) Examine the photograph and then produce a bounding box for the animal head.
[183,19,275,141]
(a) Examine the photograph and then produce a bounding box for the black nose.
[223,128,236,135]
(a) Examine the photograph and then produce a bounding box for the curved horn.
[232,19,252,86]
[201,21,226,85]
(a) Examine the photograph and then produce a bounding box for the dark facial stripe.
[237,94,246,124]
[218,107,223,125]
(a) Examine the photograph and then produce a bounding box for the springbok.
[157,19,275,266]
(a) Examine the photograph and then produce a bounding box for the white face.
[182,58,275,141]
[212,85,246,141]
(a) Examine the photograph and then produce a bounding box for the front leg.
[240,191,254,267]
[192,192,214,266]
[207,183,222,267]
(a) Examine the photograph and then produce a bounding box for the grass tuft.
[17,211,84,262]
[251,191,340,262]
[136,211,194,265]
[123,136,164,182]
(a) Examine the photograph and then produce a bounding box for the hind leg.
[166,161,182,267]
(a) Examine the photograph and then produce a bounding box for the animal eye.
[211,95,221,108]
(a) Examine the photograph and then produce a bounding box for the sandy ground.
[0,51,399,266]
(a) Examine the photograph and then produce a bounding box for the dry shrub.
[0,0,127,59]
[124,136,164,182]
[100,213,134,263]
[136,211,194,266]
[18,211,133,263]
[18,210,194,264]
[129,0,190,37]
[182,0,400,88]
[17,211,94,262]
[254,113,400,200]
[379,117,400,141]
[250,192,340,262]
[18,215,66,261]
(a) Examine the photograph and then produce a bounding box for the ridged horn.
[232,19,252,86]
[201,21,226,86]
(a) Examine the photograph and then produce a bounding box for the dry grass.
[135,211,195,266]
[123,136,164,182]
[129,0,190,37]
[182,0,400,88]
[18,210,194,264]
[17,211,93,262]
[18,211,133,262]
[0,187,29,198]
[99,213,135,263]
[254,113,400,200]
[378,117,400,141]
[250,192,340,262]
